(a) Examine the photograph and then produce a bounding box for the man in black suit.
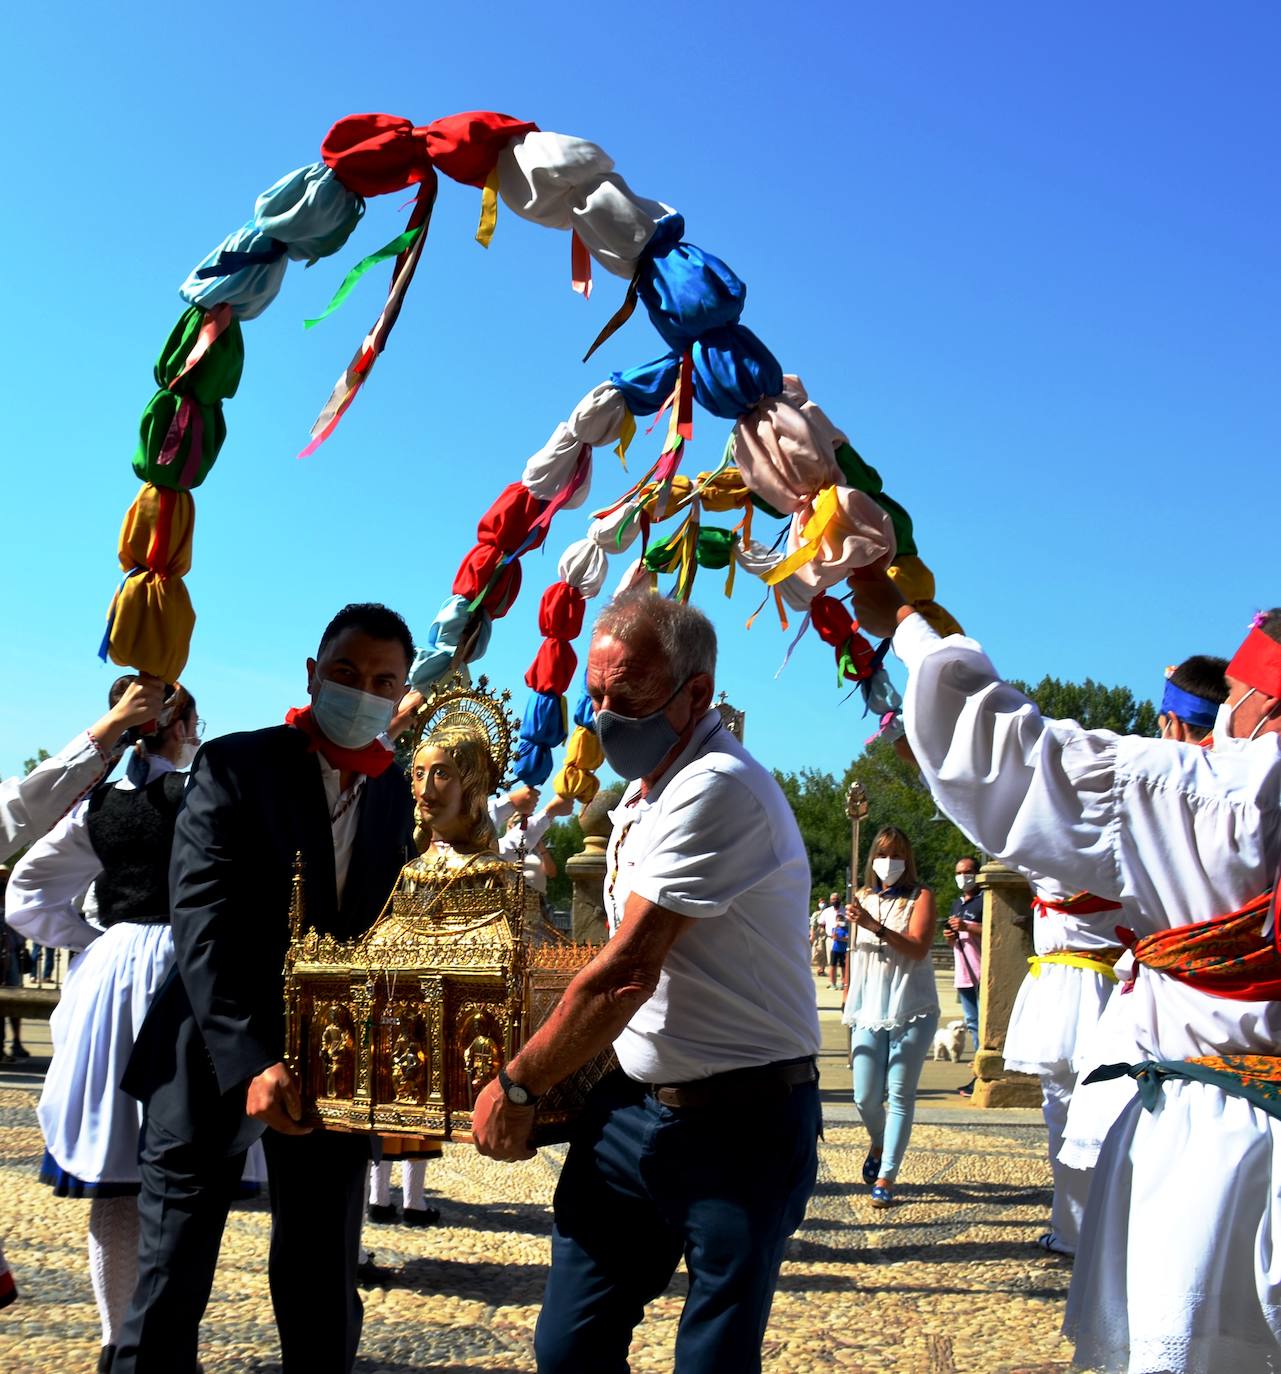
[114,603,417,1374]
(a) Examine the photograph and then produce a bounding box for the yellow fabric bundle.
[887,556,935,604]
[553,764,601,804]
[105,484,197,680]
[913,599,964,638]
[565,724,605,771]
[696,468,749,513]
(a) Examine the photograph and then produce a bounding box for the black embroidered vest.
[85,772,187,926]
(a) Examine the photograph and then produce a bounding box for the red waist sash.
[1126,890,1281,1001]
[1033,890,1123,919]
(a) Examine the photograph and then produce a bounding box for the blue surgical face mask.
[312,679,395,750]
[596,677,692,781]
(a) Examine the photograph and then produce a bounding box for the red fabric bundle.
[421,111,538,186]
[810,593,855,647]
[476,482,547,555]
[538,582,586,640]
[451,544,523,617]
[526,638,578,696]
[321,113,433,196]
[842,632,877,679]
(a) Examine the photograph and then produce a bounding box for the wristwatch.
[498,1066,539,1108]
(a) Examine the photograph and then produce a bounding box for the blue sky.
[1,3,1277,780]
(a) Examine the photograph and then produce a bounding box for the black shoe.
[356,1257,390,1286]
[98,1346,116,1374]
[401,1206,440,1227]
[957,1078,976,1098]
[367,1202,398,1224]
[8,1044,29,1061]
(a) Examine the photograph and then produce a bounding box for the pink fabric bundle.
[783,487,897,594]
[733,375,846,515]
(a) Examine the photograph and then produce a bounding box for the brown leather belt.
[647,1056,819,1109]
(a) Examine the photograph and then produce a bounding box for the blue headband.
[1160,680,1219,730]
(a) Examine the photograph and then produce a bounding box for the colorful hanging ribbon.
[303,223,427,328]
[763,485,841,586]
[301,173,438,458]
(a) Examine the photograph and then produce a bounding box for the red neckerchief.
[285,706,394,778]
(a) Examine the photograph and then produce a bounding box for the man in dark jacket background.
[114,603,417,1374]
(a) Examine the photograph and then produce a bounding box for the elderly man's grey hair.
[592,589,717,689]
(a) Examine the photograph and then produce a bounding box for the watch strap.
[498,1065,540,1107]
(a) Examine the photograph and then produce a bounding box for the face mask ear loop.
[1249,696,1280,741]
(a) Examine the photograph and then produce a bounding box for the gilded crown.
[409,674,518,794]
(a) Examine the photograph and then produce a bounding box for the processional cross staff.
[845,781,869,903]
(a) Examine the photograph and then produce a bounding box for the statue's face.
[414,746,465,840]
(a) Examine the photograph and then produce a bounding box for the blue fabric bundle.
[253,162,365,264]
[408,595,493,691]
[521,691,568,748]
[180,223,289,320]
[513,740,555,787]
[637,214,746,351]
[612,323,783,423]
[573,685,596,730]
[610,354,681,416]
[691,325,783,419]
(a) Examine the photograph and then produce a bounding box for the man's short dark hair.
[1168,655,1229,706]
[318,603,414,667]
[1259,609,1281,646]
[956,854,979,869]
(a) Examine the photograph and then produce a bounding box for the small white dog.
[932,1020,968,1062]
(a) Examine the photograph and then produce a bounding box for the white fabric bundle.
[498,132,673,278]
[521,383,631,508]
[587,502,643,554]
[558,538,609,599]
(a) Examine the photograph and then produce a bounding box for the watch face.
[507,1082,531,1106]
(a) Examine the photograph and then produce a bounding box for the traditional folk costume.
[1002,874,1130,1254]
[0,727,119,1311]
[6,754,265,1356]
[895,611,1281,1374]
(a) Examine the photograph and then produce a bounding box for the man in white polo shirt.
[472,589,821,1374]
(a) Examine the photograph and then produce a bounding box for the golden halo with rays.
[409,673,518,794]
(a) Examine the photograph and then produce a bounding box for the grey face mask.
[596,677,691,781]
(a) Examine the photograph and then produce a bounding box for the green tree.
[1009,677,1158,737]
[23,748,50,777]
[771,768,850,910]
[543,817,583,909]
[840,740,973,907]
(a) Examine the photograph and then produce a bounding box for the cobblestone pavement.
[0,1079,1079,1374]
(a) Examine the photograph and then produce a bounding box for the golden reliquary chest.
[282,849,614,1146]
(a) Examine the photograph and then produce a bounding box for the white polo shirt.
[604,710,821,1083]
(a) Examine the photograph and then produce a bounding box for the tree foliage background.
[775,675,1157,915]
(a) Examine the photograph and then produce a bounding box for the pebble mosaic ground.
[0,1080,1080,1374]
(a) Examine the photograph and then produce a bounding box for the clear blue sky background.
[2,3,1277,780]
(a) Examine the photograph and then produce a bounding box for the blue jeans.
[534,1069,820,1374]
[956,986,980,1053]
[850,1013,939,1182]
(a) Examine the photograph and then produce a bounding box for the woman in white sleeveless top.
[841,826,939,1207]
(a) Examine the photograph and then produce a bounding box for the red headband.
[1228,626,1281,700]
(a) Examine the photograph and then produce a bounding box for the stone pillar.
[970,860,1041,1108]
[566,785,622,945]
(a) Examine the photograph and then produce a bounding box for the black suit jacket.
[124,724,413,1153]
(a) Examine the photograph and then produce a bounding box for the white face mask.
[955,873,976,891]
[873,856,907,886]
[1212,689,1267,754]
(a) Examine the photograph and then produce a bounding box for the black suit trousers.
[113,1120,370,1374]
